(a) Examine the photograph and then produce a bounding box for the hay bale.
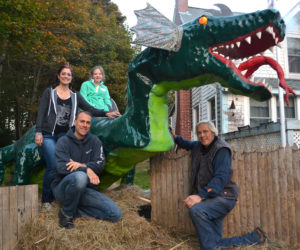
[15,185,294,250]
[15,186,198,250]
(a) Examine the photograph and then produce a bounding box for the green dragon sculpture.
[0,5,296,189]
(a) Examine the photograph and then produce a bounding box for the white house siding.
[223,93,248,133]
[191,84,219,138]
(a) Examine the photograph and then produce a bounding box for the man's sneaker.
[255,227,268,244]
[41,202,54,210]
[58,210,74,229]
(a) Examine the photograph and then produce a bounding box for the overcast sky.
[111,0,299,28]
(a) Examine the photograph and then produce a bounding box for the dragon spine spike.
[130,3,183,52]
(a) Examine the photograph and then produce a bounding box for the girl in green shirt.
[80,66,112,112]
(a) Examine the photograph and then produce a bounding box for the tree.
[0,0,137,146]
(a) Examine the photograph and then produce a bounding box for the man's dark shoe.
[58,210,74,229]
[255,227,268,244]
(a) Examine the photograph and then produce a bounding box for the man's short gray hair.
[196,120,218,136]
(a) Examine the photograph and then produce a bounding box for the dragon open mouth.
[209,23,296,104]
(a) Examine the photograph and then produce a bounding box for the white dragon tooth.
[266,26,273,35]
[226,44,229,49]
[236,41,241,48]
[256,31,262,39]
[226,56,230,59]
[277,42,282,48]
[267,26,276,40]
[245,36,251,44]
[231,44,234,48]
[260,51,266,56]
[268,46,275,53]
[219,45,224,48]
[275,37,279,44]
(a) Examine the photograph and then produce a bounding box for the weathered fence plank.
[2,187,10,250]
[0,184,38,250]
[265,145,275,240]
[293,144,300,244]
[150,145,300,247]
[271,145,282,240]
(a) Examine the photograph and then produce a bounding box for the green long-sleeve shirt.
[80,79,112,111]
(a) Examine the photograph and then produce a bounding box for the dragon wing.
[130,3,183,52]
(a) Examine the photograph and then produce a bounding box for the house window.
[208,98,216,125]
[287,37,300,74]
[277,95,296,119]
[250,98,270,127]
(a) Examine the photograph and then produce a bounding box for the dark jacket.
[175,136,239,200]
[51,127,106,190]
[36,87,107,135]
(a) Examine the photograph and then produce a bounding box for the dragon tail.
[0,144,16,184]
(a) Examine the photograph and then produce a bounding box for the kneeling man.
[51,111,122,228]
[170,121,267,249]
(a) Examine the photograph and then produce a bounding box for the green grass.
[118,159,151,190]
[133,159,150,190]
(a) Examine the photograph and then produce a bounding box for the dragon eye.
[199,16,208,25]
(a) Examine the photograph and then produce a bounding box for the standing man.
[170,121,267,250]
[51,111,122,229]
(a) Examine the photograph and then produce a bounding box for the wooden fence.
[150,144,300,247]
[0,184,38,250]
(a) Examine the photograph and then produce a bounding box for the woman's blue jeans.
[53,171,122,222]
[41,133,65,203]
[189,196,260,250]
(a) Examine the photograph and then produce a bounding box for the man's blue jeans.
[189,196,260,250]
[41,133,65,203]
[53,171,122,222]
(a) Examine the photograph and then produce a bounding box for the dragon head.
[132,5,296,103]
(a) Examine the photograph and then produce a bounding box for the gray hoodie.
[51,127,105,190]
